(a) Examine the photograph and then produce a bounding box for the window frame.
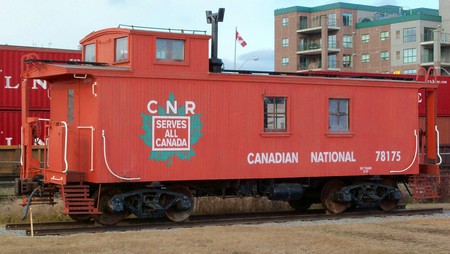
[403,27,417,43]
[343,54,352,68]
[282,38,289,47]
[380,51,389,61]
[343,13,353,27]
[84,43,96,62]
[281,57,289,66]
[361,34,370,43]
[328,98,350,133]
[361,53,370,63]
[380,31,389,41]
[403,48,417,63]
[115,37,129,63]
[263,96,288,133]
[282,17,289,27]
[156,38,186,63]
[343,35,353,48]
[403,69,417,74]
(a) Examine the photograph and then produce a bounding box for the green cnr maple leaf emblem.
[140,93,203,166]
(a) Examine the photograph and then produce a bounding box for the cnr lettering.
[147,100,196,115]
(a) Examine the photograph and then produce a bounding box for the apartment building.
[274,1,450,75]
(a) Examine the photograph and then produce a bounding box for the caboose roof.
[23,63,131,81]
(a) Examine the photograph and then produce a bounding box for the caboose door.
[48,81,83,175]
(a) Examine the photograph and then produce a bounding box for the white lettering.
[311,151,356,163]
[185,101,196,115]
[247,152,299,165]
[4,76,19,89]
[247,153,255,165]
[147,100,197,115]
[147,100,158,114]
[32,79,47,90]
[5,137,12,146]
[166,100,178,114]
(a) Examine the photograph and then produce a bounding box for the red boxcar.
[0,45,81,110]
[17,25,441,225]
[0,110,49,146]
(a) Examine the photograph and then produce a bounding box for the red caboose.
[17,13,440,225]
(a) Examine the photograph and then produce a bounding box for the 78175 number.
[375,151,401,162]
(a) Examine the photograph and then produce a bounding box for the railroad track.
[5,208,443,236]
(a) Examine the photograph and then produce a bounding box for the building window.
[264,97,287,132]
[403,48,417,63]
[403,27,416,43]
[343,35,353,48]
[403,69,417,74]
[328,55,337,68]
[115,37,128,62]
[282,17,289,27]
[84,43,95,62]
[156,38,185,62]
[343,55,352,68]
[424,27,435,41]
[361,34,369,43]
[329,98,349,132]
[380,31,389,41]
[362,53,370,63]
[282,38,289,47]
[380,51,389,61]
[343,13,353,27]
[299,16,308,30]
[328,13,337,27]
[328,35,337,49]
[282,57,289,66]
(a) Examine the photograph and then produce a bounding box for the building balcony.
[420,54,450,66]
[297,42,340,55]
[297,59,340,71]
[297,17,340,34]
[421,32,450,47]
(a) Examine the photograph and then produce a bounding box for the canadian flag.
[236,31,247,47]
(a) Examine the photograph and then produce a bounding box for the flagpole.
[234,26,237,70]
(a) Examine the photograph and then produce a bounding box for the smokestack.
[206,8,225,73]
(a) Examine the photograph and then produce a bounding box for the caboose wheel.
[92,187,127,226]
[162,185,193,222]
[378,180,400,211]
[321,180,350,214]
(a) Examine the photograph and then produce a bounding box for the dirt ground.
[1,204,450,254]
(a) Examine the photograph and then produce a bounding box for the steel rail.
[5,207,443,236]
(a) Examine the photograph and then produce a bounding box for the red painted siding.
[0,110,50,145]
[0,46,81,110]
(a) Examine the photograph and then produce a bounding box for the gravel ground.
[1,205,449,254]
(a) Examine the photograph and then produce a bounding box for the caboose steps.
[60,185,100,215]
[408,174,440,200]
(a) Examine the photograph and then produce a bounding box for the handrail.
[78,126,95,171]
[92,82,98,97]
[60,121,69,173]
[436,125,442,165]
[390,130,418,173]
[20,127,23,166]
[102,130,140,181]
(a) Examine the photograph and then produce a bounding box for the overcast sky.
[0,0,439,71]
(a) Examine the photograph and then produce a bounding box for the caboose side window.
[156,39,185,62]
[84,43,95,62]
[329,99,349,132]
[264,97,286,132]
[115,37,128,62]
